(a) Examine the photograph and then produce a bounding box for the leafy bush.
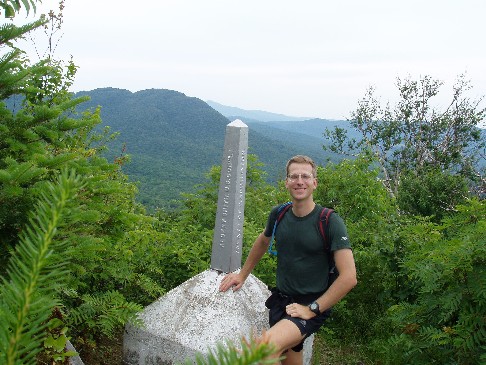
[397,167,469,221]
[380,199,486,364]
[314,157,398,341]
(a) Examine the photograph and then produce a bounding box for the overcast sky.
[16,0,486,122]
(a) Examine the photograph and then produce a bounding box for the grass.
[312,332,375,365]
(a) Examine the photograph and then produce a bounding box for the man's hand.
[285,303,316,320]
[219,272,245,292]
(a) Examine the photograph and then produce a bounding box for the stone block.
[123,269,269,364]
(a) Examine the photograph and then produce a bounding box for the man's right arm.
[219,232,270,292]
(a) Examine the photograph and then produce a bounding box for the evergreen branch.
[181,334,282,365]
[0,169,83,365]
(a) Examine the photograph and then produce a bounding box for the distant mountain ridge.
[76,88,340,210]
[206,101,356,150]
[206,100,311,122]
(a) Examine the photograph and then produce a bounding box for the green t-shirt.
[264,204,351,296]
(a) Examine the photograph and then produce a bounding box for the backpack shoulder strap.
[268,202,292,255]
[318,207,334,251]
[319,207,338,290]
[276,201,293,223]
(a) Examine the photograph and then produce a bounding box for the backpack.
[267,202,338,289]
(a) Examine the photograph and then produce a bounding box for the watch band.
[309,301,320,315]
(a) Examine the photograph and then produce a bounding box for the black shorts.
[264,289,331,352]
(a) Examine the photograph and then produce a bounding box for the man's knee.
[266,319,305,353]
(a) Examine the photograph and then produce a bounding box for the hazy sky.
[16,0,486,121]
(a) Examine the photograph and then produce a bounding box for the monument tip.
[228,119,248,128]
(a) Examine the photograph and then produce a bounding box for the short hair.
[286,155,317,177]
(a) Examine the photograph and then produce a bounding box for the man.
[219,155,357,364]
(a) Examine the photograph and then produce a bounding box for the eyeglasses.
[287,173,314,182]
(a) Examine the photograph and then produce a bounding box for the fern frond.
[68,290,143,338]
[0,169,83,365]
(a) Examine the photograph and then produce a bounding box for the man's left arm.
[287,248,357,319]
[316,248,357,312]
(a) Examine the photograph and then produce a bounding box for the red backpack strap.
[276,202,293,223]
[319,207,338,291]
[318,207,334,251]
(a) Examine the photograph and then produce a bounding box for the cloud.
[12,0,486,121]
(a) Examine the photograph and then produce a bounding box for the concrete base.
[123,269,313,364]
[67,340,84,365]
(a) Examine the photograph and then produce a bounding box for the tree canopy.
[324,74,485,219]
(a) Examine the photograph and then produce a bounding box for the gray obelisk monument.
[211,119,248,273]
[122,120,271,364]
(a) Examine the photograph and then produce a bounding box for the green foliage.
[68,291,143,338]
[181,337,281,365]
[0,169,82,365]
[1,7,166,358]
[323,74,485,218]
[315,155,396,226]
[0,22,93,260]
[313,156,398,341]
[379,199,486,364]
[39,309,78,364]
[56,161,168,341]
[241,155,283,286]
[1,0,37,18]
[397,167,469,220]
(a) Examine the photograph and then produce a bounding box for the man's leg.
[282,349,303,365]
[265,319,305,365]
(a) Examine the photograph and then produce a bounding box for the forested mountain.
[76,88,340,210]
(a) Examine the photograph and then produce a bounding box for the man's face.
[285,162,317,201]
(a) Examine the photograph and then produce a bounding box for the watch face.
[310,303,318,310]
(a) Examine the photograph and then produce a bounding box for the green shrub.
[380,199,486,364]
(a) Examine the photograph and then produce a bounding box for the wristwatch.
[308,301,320,315]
